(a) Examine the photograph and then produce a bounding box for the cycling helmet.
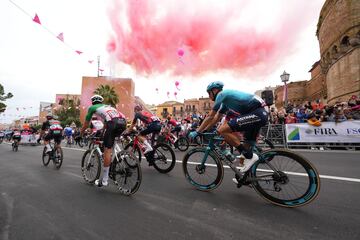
[91,95,104,105]
[206,81,224,92]
[46,114,53,120]
[134,104,143,111]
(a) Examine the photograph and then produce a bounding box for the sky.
[0,0,326,124]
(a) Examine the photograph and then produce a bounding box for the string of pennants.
[8,0,104,71]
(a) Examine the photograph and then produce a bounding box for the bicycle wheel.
[42,146,51,166]
[124,142,142,163]
[176,137,189,152]
[250,149,320,208]
[112,150,142,195]
[53,147,63,169]
[151,143,176,173]
[81,149,101,184]
[182,148,224,191]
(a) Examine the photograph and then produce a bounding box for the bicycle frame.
[199,133,268,179]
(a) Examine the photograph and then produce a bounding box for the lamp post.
[280,71,290,109]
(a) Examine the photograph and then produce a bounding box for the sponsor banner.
[285,121,360,143]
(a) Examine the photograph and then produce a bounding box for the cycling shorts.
[171,125,182,133]
[44,130,63,144]
[103,118,126,149]
[227,108,268,142]
[140,121,161,136]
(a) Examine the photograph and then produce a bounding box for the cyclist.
[80,95,127,187]
[189,81,268,181]
[11,128,21,147]
[125,104,161,155]
[166,116,181,139]
[38,114,63,153]
[0,130,5,143]
[64,125,73,145]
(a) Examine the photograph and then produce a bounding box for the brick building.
[80,77,135,121]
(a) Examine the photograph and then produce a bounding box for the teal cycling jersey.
[213,89,265,115]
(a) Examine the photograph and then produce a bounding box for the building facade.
[317,0,360,104]
[80,77,135,121]
[275,0,360,108]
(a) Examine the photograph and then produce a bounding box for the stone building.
[275,0,360,108]
[317,0,360,104]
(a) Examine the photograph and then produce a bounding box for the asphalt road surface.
[0,143,359,240]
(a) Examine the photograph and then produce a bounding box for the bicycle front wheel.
[176,137,189,152]
[112,150,142,195]
[81,149,101,183]
[152,143,176,173]
[182,148,224,191]
[250,149,320,208]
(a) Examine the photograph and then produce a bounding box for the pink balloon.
[174,92,177,96]
[175,81,179,86]
[155,88,158,91]
[177,48,184,57]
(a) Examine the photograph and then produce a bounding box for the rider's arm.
[197,110,224,133]
[80,121,90,136]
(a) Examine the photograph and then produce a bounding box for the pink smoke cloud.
[107,0,323,77]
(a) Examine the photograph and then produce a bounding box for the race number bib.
[106,109,120,119]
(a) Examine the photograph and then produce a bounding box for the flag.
[33,14,41,25]
[88,60,94,64]
[57,32,64,42]
[75,50,83,55]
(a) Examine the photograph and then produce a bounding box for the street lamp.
[280,71,290,109]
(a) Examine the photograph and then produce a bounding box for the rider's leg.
[44,133,52,153]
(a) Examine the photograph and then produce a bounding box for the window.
[340,36,350,47]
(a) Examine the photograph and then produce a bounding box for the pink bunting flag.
[33,14,41,25]
[57,33,64,42]
[75,50,83,55]
[99,68,104,72]
[16,108,19,111]
[88,60,94,64]
[174,92,177,99]
[167,91,170,98]
[175,81,180,90]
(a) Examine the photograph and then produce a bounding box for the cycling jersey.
[64,127,73,136]
[85,104,125,122]
[213,90,265,115]
[133,111,160,125]
[13,131,21,137]
[0,132,4,137]
[167,119,178,127]
[90,120,104,132]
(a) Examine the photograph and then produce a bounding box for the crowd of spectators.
[269,95,360,125]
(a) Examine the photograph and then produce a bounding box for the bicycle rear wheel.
[182,148,224,191]
[112,150,142,195]
[53,147,63,169]
[81,149,101,183]
[250,149,320,208]
[151,143,176,173]
[42,147,51,166]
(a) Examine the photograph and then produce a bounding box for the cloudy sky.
[0,0,325,124]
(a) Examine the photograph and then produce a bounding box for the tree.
[0,84,13,113]
[93,84,119,107]
[54,95,81,127]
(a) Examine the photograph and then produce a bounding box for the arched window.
[331,45,338,55]
[340,36,350,47]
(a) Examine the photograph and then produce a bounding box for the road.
[0,143,359,240]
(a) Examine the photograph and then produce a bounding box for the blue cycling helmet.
[206,81,224,92]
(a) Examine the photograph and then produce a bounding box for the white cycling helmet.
[91,95,104,105]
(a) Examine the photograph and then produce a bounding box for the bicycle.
[124,131,176,174]
[81,137,142,195]
[12,139,19,152]
[42,140,63,169]
[159,129,190,152]
[182,132,320,208]
[65,135,74,147]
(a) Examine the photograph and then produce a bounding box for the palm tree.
[93,84,119,107]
